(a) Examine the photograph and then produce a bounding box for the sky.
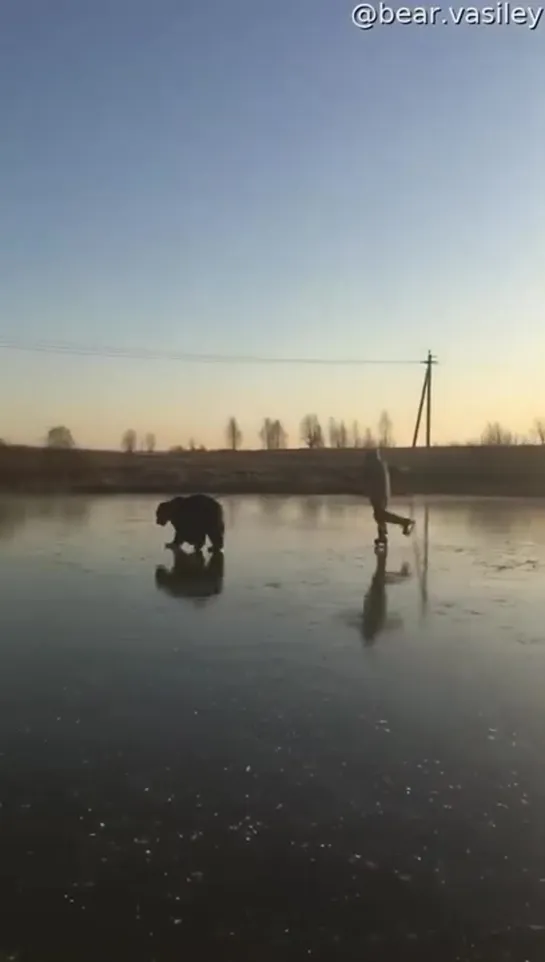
[1,0,544,450]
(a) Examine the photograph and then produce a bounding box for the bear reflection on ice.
[155,547,224,601]
[155,494,224,553]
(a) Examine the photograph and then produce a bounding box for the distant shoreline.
[2,483,544,500]
[1,443,545,498]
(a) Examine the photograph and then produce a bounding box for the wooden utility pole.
[426,350,433,447]
[412,351,437,447]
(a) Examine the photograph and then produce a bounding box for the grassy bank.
[1,444,545,498]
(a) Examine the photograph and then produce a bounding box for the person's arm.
[389,463,411,493]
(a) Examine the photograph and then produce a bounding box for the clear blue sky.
[1,0,544,449]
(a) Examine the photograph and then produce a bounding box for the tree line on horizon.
[2,415,545,452]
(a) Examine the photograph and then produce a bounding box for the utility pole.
[412,351,437,447]
[426,350,433,447]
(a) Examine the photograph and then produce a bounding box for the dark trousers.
[371,498,411,540]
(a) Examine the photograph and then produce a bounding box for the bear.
[155,494,224,553]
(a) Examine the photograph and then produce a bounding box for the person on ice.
[364,447,415,546]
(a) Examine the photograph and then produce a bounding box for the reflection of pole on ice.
[412,504,429,619]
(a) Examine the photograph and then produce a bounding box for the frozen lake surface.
[1,494,545,961]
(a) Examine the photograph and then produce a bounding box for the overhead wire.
[0,339,431,366]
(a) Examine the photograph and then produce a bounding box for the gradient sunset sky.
[1,0,543,449]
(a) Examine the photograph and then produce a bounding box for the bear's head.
[156,500,173,527]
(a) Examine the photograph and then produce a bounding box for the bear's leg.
[209,522,224,553]
[166,527,184,549]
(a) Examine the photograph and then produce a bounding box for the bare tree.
[362,427,376,448]
[480,422,515,446]
[377,410,394,447]
[121,429,137,454]
[169,445,185,454]
[352,421,362,448]
[259,418,287,450]
[259,418,273,449]
[328,418,349,448]
[144,432,156,453]
[46,426,75,449]
[271,419,287,449]
[337,420,348,448]
[226,416,242,451]
[300,414,324,449]
[532,418,545,444]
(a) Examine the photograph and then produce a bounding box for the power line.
[0,339,429,366]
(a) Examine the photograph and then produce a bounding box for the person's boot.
[375,525,388,547]
[402,520,415,536]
